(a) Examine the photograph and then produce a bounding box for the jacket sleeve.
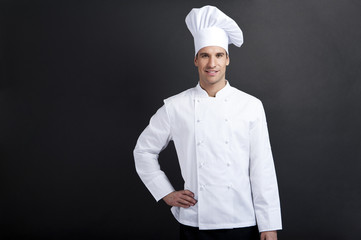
[133,104,175,202]
[249,100,282,232]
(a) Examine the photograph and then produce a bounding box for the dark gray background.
[1,0,360,239]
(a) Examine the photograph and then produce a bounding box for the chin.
[206,78,223,85]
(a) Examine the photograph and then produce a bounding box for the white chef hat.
[185,5,243,56]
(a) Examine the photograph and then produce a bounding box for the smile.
[205,70,219,76]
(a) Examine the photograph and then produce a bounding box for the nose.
[207,56,216,68]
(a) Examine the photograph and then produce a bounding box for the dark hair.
[195,51,229,59]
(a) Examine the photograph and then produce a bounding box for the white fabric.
[185,5,244,55]
[134,81,282,231]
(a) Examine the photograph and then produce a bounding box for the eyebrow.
[199,52,225,56]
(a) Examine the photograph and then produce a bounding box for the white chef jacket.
[133,81,282,231]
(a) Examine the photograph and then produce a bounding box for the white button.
[197,99,200,103]
[197,119,200,123]
[227,162,231,167]
[200,185,204,191]
[227,185,231,190]
[225,141,229,144]
[199,162,204,168]
[225,118,228,122]
[224,98,228,102]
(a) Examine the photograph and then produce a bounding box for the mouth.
[205,70,219,76]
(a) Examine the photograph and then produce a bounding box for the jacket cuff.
[256,208,283,232]
[147,174,175,202]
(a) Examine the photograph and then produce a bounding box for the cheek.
[198,63,206,70]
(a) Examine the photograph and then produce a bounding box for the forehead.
[197,46,227,55]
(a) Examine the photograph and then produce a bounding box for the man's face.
[194,46,229,86]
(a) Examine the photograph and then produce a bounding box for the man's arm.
[249,100,282,232]
[134,104,197,207]
[133,104,175,201]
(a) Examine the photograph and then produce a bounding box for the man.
[134,5,282,240]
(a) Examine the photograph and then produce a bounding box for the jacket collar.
[194,80,232,99]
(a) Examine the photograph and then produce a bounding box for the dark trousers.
[180,224,259,240]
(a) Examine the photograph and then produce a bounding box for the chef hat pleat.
[185,5,243,56]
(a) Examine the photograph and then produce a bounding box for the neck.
[199,79,227,97]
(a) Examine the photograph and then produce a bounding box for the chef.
[133,5,282,240]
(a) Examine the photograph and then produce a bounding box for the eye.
[200,54,209,58]
[216,53,224,58]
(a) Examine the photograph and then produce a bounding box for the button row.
[199,184,233,191]
[197,140,229,145]
[199,162,231,168]
[196,118,229,122]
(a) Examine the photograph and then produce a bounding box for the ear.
[226,55,230,66]
[194,55,198,67]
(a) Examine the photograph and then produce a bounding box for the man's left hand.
[260,231,277,240]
